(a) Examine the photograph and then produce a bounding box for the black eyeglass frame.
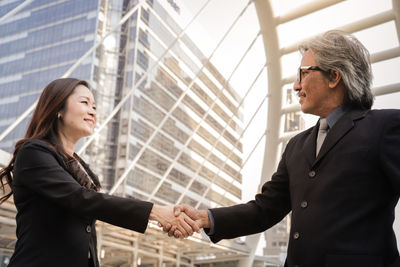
[297,66,324,83]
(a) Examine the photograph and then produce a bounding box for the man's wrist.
[199,210,210,228]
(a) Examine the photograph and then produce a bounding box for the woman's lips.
[84,119,95,126]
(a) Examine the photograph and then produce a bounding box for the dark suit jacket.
[9,139,153,267]
[208,109,400,267]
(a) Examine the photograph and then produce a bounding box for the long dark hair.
[0,78,100,203]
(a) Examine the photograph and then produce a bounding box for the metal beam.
[280,10,396,55]
[252,0,283,204]
[0,217,15,226]
[238,1,284,267]
[394,0,400,41]
[275,0,344,25]
[370,47,400,63]
[373,83,400,96]
[0,0,35,25]
[281,103,300,114]
[193,254,248,264]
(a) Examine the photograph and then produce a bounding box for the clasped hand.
[152,204,210,238]
[149,205,200,238]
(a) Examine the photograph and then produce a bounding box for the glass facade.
[0,0,243,231]
[0,0,99,151]
[100,0,244,209]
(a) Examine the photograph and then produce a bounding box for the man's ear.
[328,70,341,88]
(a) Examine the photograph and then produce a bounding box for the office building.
[0,0,243,213]
[0,0,245,265]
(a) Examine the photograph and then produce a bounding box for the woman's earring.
[57,113,61,119]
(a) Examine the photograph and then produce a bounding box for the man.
[167,31,400,267]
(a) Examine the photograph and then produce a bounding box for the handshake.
[149,204,210,238]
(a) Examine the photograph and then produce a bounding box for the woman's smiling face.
[58,84,97,140]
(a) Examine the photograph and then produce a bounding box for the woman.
[0,78,198,267]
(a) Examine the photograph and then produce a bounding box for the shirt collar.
[323,106,346,129]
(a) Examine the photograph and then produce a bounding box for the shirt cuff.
[204,209,215,236]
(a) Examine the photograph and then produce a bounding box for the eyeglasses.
[297,66,323,83]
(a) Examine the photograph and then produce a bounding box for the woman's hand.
[149,205,200,238]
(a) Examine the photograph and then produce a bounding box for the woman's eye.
[81,101,88,104]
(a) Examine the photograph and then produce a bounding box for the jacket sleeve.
[13,140,153,233]
[208,147,292,243]
[380,110,400,195]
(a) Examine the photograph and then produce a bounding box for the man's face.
[293,50,338,117]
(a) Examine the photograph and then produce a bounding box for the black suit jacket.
[208,109,400,267]
[9,139,153,267]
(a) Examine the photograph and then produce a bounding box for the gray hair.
[299,30,374,109]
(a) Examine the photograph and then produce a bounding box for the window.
[138,29,150,48]
[167,168,191,186]
[130,119,154,142]
[138,149,171,176]
[181,196,197,207]
[161,118,189,144]
[155,182,180,203]
[141,8,149,24]
[137,50,149,69]
[150,133,179,158]
[133,96,165,125]
[127,168,160,194]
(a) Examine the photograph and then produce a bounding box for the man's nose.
[293,79,301,92]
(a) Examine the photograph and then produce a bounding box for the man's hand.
[162,204,210,237]
[149,205,200,238]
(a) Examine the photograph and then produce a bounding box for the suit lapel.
[303,123,319,166]
[312,109,367,168]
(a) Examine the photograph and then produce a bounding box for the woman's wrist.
[149,204,160,221]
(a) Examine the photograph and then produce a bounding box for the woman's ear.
[328,69,342,88]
